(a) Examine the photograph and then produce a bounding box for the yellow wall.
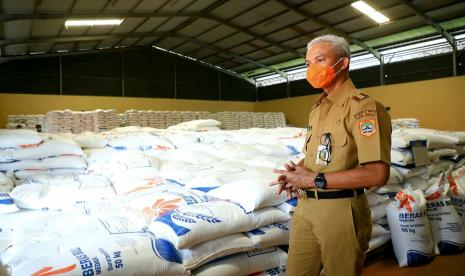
[0,94,255,127]
[2,75,465,131]
[256,76,465,131]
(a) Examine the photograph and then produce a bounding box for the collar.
[325,78,357,106]
[315,91,328,106]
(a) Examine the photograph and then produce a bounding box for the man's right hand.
[270,159,305,199]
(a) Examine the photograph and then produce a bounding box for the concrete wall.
[256,76,465,131]
[1,75,465,131]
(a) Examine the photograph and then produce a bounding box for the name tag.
[316,145,329,165]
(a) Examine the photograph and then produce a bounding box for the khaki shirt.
[303,78,391,174]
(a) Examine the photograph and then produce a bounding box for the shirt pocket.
[330,129,348,167]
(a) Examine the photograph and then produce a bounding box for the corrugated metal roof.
[0,0,464,78]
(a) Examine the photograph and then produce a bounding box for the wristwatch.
[314,173,327,189]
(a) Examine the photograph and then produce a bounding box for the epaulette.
[351,92,369,102]
[311,102,320,109]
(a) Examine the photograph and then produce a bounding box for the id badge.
[316,145,329,165]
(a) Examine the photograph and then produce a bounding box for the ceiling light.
[351,1,390,24]
[65,19,124,28]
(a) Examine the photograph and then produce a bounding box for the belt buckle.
[313,189,319,200]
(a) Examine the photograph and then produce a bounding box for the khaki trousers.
[286,192,372,276]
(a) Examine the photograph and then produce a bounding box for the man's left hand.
[270,165,316,192]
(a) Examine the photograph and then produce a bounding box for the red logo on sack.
[396,191,415,212]
[32,264,77,276]
[448,175,459,196]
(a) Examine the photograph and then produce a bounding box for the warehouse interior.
[1,0,465,275]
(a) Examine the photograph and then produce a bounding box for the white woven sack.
[193,247,287,276]
[387,189,434,267]
[424,169,465,255]
[5,232,189,276]
[0,139,83,162]
[10,174,115,209]
[147,201,290,249]
[0,129,42,149]
[207,177,288,212]
[245,221,291,248]
[449,165,465,225]
[180,233,252,270]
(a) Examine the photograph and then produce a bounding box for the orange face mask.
[306,58,343,88]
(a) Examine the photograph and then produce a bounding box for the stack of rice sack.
[5,115,45,130]
[238,112,254,129]
[366,191,392,252]
[264,112,286,128]
[387,167,465,267]
[43,109,120,133]
[152,128,303,274]
[391,118,420,130]
[0,182,198,275]
[2,135,205,275]
[360,126,465,256]
[95,109,120,131]
[148,200,290,274]
[86,127,177,195]
[120,109,142,127]
[150,111,169,128]
[252,113,266,128]
[43,109,74,133]
[213,112,286,130]
[180,111,197,123]
[122,110,159,128]
[214,112,235,130]
[120,110,216,129]
[101,126,302,273]
[0,129,87,180]
[194,111,212,120]
[150,161,293,273]
[374,128,463,197]
[165,111,185,128]
[167,119,222,132]
[0,125,309,274]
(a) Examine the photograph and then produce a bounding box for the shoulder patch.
[351,93,370,102]
[359,119,377,137]
[353,109,376,119]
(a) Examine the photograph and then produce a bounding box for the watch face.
[315,175,326,188]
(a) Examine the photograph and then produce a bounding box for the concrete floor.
[363,252,465,276]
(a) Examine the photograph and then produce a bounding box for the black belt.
[305,188,364,199]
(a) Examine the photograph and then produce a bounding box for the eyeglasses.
[318,133,331,164]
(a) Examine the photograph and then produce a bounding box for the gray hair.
[307,34,351,60]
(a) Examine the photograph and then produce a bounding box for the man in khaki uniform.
[271,34,391,276]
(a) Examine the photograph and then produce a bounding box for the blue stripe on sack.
[249,229,266,235]
[286,145,300,155]
[406,250,434,266]
[191,186,219,193]
[438,240,465,255]
[165,179,185,186]
[0,199,14,205]
[154,238,182,264]
[155,212,191,236]
[286,197,298,207]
